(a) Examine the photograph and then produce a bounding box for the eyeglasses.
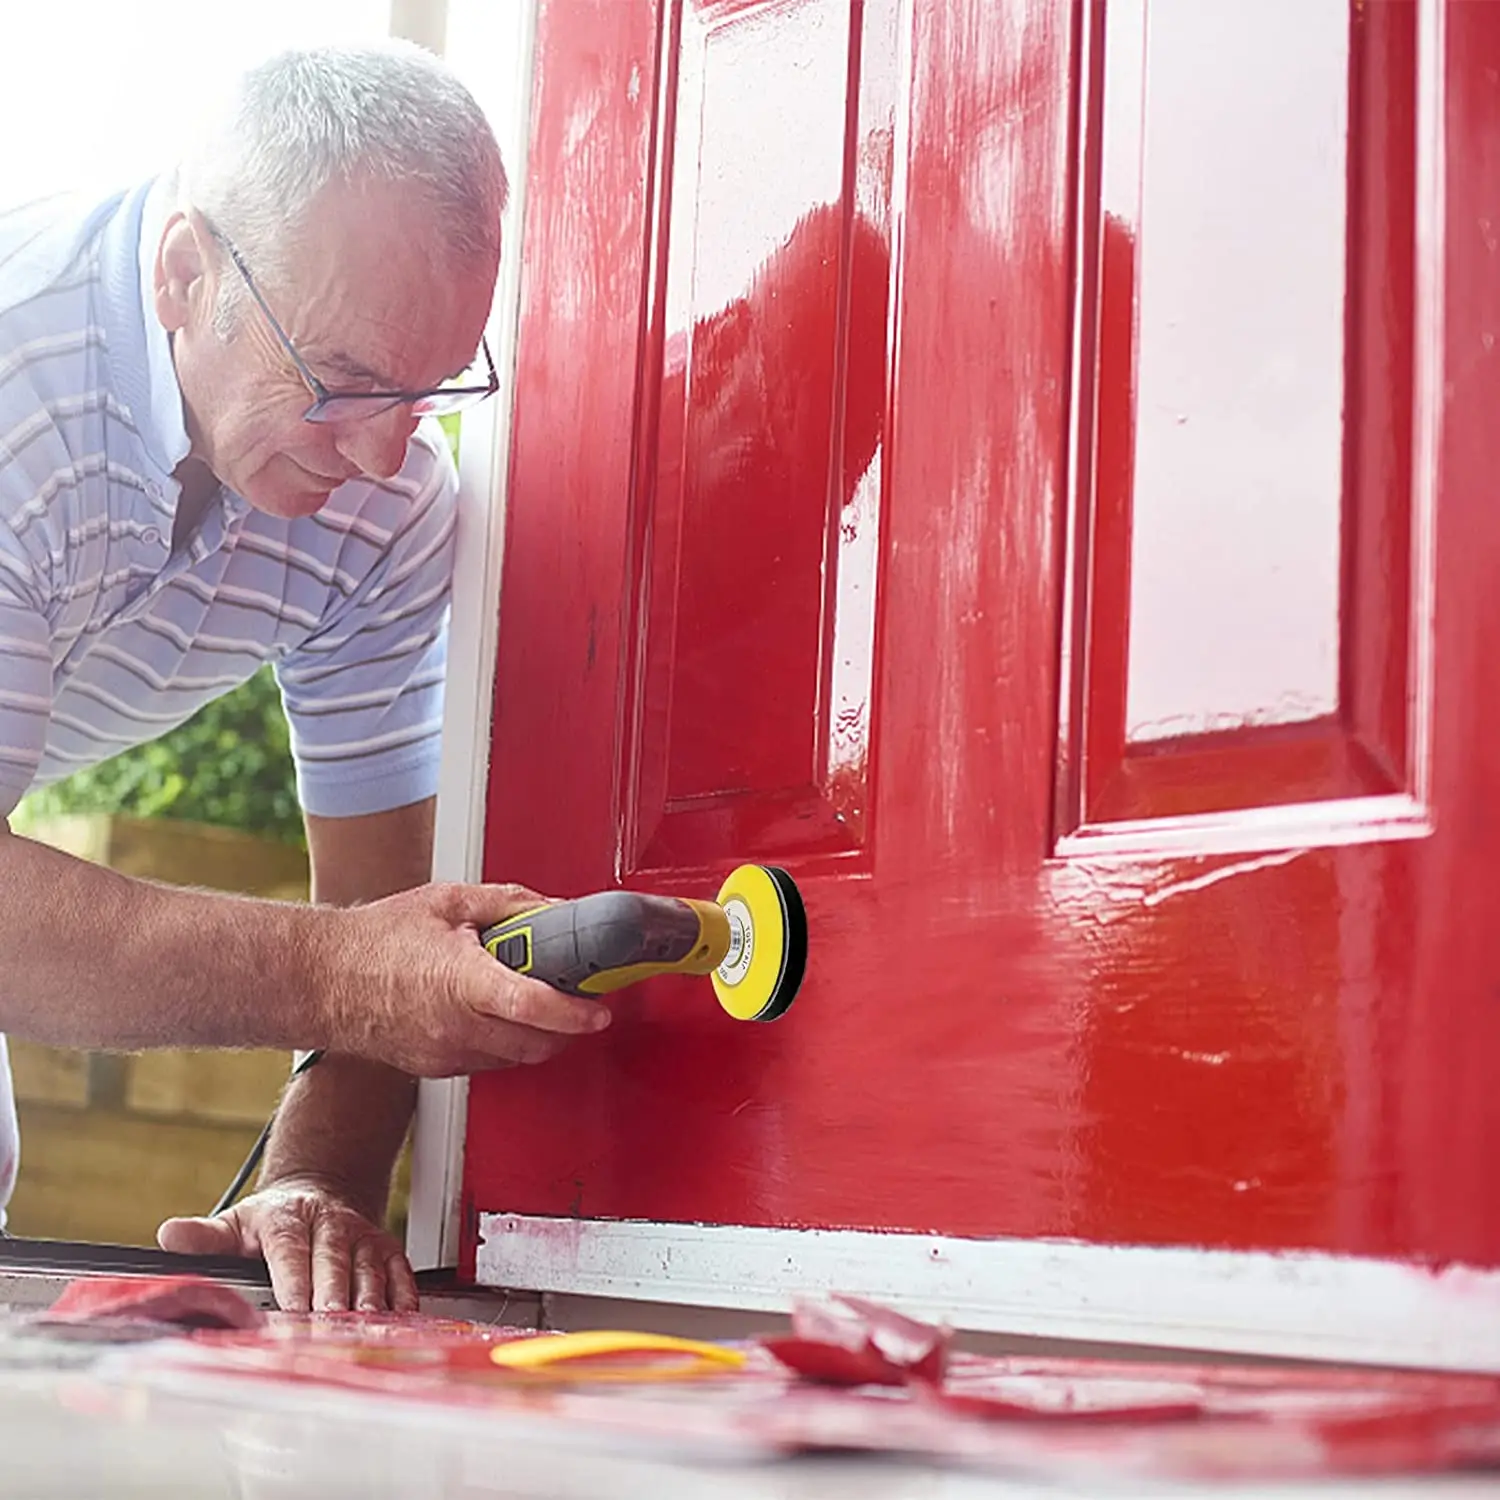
[208,222,499,425]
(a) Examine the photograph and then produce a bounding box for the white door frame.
[405,0,540,1273]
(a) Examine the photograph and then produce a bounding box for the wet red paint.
[465,0,1500,1278]
[44,1276,263,1332]
[763,1294,950,1389]
[107,1304,1500,1480]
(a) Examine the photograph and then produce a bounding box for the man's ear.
[154,212,208,335]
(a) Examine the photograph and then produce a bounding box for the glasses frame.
[207,221,499,424]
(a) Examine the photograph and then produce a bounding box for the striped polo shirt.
[0,178,459,1217]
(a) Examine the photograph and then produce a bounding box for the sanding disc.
[710,864,807,1022]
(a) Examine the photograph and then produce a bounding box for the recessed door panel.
[1120,0,1347,746]
[1059,0,1421,836]
[629,0,896,871]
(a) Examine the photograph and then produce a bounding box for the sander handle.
[480,890,731,997]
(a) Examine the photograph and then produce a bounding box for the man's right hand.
[311,882,611,1075]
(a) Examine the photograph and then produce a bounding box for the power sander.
[478,862,807,1022]
[212,865,807,1213]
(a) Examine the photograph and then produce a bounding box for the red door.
[463,0,1500,1280]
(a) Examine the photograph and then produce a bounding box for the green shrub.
[14,666,304,847]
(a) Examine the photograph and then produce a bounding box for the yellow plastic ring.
[711,864,791,1021]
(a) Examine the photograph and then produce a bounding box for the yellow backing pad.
[711,863,794,1021]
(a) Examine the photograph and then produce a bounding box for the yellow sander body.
[479,864,806,1022]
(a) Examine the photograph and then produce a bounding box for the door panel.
[1064,0,1420,832]
[466,0,1500,1279]
[1117,0,1347,748]
[630,0,897,869]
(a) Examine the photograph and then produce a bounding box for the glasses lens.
[304,394,405,424]
[413,388,492,418]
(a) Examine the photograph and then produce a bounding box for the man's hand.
[314,881,611,1076]
[157,1175,417,1313]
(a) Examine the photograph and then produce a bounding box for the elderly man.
[0,41,609,1310]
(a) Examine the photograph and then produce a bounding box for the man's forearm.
[257,1055,417,1222]
[0,825,335,1051]
[254,799,438,1216]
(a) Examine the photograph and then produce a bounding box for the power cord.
[211,1048,325,1216]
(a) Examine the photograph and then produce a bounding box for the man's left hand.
[156,1175,418,1313]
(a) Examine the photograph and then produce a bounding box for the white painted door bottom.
[476,1214,1500,1375]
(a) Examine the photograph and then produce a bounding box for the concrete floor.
[1,1367,1496,1500]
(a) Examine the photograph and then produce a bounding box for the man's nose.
[336,406,419,480]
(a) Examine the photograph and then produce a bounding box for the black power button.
[497,932,531,971]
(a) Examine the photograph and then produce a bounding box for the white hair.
[181,39,507,310]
